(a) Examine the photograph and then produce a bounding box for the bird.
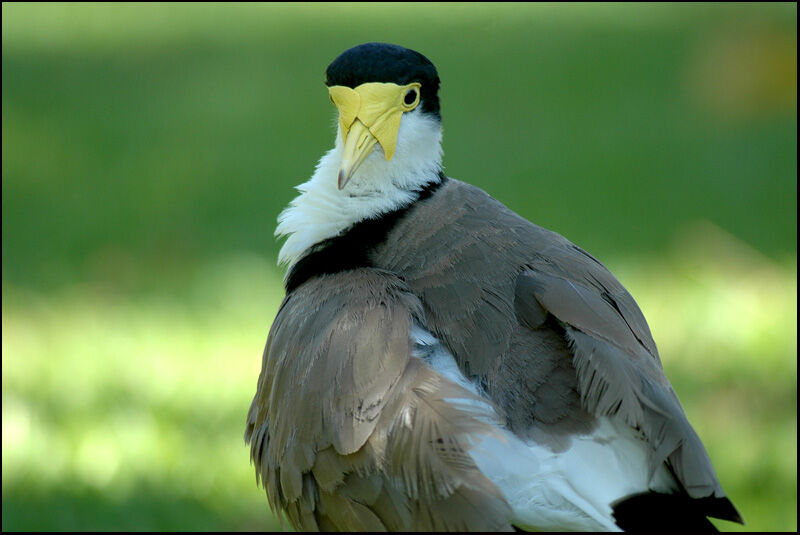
[244,42,743,532]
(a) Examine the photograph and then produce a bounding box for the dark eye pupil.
[404,90,417,105]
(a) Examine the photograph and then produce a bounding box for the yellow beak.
[338,119,378,189]
[329,82,421,189]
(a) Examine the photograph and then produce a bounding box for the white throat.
[276,109,443,268]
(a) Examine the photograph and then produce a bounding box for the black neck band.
[285,174,447,293]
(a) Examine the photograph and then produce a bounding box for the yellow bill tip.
[338,169,349,190]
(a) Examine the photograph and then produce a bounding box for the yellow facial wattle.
[328,82,421,189]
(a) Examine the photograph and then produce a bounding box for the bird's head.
[276,43,443,268]
[325,42,442,190]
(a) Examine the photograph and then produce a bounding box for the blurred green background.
[2,3,796,531]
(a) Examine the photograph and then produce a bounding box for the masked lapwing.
[245,42,743,532]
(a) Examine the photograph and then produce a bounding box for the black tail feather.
[612,492,743,532]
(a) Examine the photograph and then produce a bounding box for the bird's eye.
[404,89,418,107]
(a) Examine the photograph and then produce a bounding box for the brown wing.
[244,268,512,531]
[514,267,724,499]
[372,179,740,522]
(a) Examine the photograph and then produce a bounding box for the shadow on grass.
[2,481,282,532]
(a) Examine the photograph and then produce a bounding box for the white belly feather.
[411,324,678,532]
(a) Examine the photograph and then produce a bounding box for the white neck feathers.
[276,110,443,268]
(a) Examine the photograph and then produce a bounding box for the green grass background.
[2,3,796,531]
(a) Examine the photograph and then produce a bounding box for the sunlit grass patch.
[2,254,285,531]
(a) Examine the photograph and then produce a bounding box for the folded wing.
[244,268,513,531]
[514,237,741,523]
